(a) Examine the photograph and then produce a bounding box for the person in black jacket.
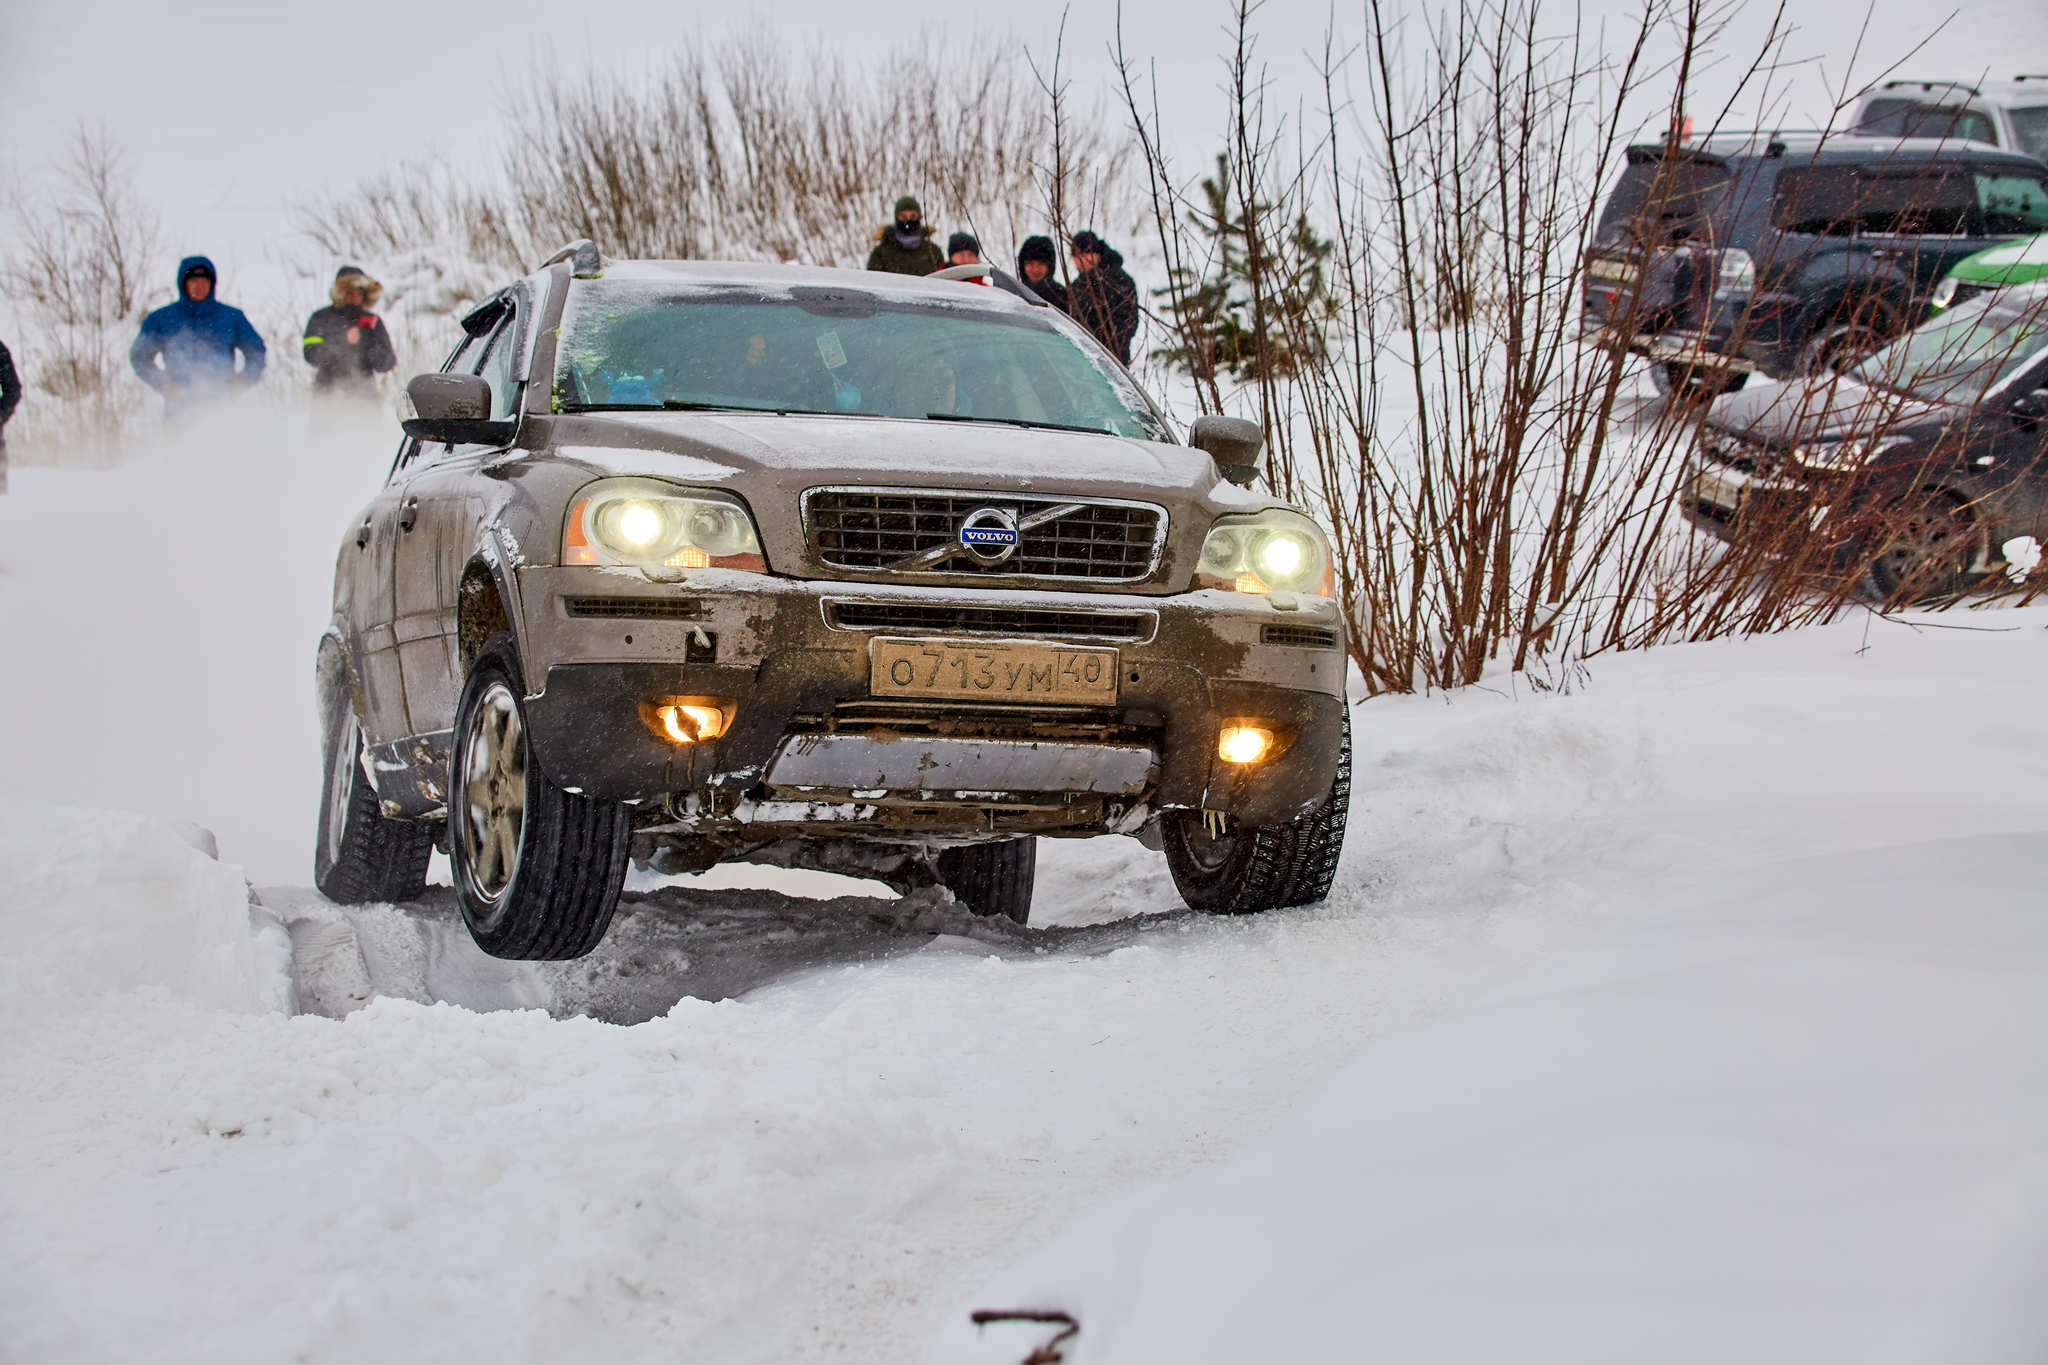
[1015,236,1069,313]
[303,265,396,397]
[0,338,19,494]
[1067,231,1139,364]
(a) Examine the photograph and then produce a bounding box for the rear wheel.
[935,837,1036,924]
[1864,494,1992,603]
[449,631,631,960]
[1649,360,1747,405]
[313,654,433,904]
[1163,711,1351,914]
[1798,317,1890,378]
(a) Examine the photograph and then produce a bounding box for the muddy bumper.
[515,569,1349,831]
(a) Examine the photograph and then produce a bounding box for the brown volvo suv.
[315,244,1354,958]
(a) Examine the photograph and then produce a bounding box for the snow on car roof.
[587,259,1039,312]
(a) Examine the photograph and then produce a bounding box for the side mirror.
[400,373,516,446]
[1188,414,1264,487]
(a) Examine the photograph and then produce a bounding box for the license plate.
[869,638,1118,703]
[1586,257,1640,285]
[1691,465,1751,513]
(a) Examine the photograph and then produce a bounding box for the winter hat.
[1069,230,1107,255]
[1017,235,1058,268]
[946,232,980,258]
[176,255,216,288]
[893,195,924,218]
[331,265,383,307]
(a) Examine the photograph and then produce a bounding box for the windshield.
[553,280,1169,441]
[2013,107,2048,165]
[1850,289,2048,404]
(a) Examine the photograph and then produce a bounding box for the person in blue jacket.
[129,256,266,414]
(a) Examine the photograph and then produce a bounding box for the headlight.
[1790,435,1912,472]
[1928,276,1959,313]
[563,478,765,570]
[1196,509,1333,595]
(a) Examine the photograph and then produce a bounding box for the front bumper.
[514,568,1349,832]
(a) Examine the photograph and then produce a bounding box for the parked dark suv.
[1583,132,2048,397]
[314,244,1353,959]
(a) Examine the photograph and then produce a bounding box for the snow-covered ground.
[2,416,2045,1362]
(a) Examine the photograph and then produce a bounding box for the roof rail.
[1877,79,1981,97]
[538,239,604,278]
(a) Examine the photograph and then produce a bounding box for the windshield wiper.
[922,412,1112,436]
[558,400,882,418]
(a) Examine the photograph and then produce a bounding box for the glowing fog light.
[1217,723,1276,765]
[657,703,731,745]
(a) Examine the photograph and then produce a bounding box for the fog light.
[1217,723,1276,765]
[657,703,730,744]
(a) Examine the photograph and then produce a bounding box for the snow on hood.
[557,410,1233,502]
[1706,374,1957,446]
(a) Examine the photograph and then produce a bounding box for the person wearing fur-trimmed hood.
[865,196,944,276]
[303,266,396,396]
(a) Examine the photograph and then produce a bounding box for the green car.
[1931,232,2048,313]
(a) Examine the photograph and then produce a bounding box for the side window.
[1772,166,1971,237]
[1772,167,1860,236]
[1976,171,2048,235]
[1858,169,1973,236]
[475,312,521,420]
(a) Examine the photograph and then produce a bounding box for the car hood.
[1706,376,1960,447]
[548,410,1249,507]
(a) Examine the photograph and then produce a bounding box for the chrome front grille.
[803,487,1165,581]
[823,599,1156,641]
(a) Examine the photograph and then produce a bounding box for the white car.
[1851,76,2048,162]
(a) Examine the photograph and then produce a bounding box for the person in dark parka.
[1067,230,1140,364]
[866,196,945,276]
[0,338,19,494]
[303,265,396,396]
[1015,235,1070,313]
[129,256,266,414]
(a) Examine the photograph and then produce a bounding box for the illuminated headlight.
[1790,435,1911,472]
[564,478,764,569]
[1197,509,1333,595]
[1928,276,1959,313]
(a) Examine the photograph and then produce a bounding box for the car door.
[344,442,418,749]
[393,301,522,741]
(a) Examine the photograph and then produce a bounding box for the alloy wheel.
[459,681,528,901]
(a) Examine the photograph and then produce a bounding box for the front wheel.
[1163,710,1352,914]
[313,651,433,904]
[449,631,631,959]
[1863,494,1992,604]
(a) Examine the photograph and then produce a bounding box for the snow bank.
[0,803,292,1017]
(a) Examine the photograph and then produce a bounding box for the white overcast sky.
[6,0,2047,302]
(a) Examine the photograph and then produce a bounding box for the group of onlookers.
[863,195,1142,364]
[122,257,395,418]
[0,201,1142,460]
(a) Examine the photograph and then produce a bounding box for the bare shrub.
[1127,0,1986,694]
[300,37,1143,327]
[2,126,161,463]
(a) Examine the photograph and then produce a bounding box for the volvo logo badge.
[957,506,1021,564]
